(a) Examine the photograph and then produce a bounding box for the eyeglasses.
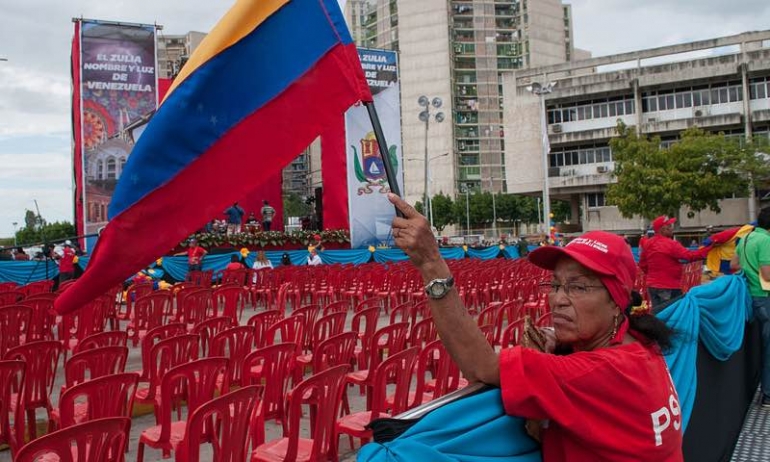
[538,281,606,298]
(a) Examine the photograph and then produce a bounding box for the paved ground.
[731,390,770,462]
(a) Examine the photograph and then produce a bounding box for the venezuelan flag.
[56,0,372,314]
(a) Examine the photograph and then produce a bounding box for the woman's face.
[549,257,619,351]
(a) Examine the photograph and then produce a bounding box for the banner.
[345,48,403,248]
[73,19,158,250]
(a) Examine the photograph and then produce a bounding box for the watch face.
[429,282,445,297]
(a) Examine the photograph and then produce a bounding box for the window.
[587,193,605,208]
[96,160,104,180]
[106,158,117,180]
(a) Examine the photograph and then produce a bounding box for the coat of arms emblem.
[352,132,399,195]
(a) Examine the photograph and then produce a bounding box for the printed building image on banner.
[345,48,402,248]
[74,20,157,249]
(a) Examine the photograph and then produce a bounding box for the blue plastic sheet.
[440,248,466,260]
[0,261,59,284]
[467,247,502,260]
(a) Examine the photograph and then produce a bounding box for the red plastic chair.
[353,297,383,313]
[186,270,214,288]
[137,357,228,461]
[312,331,358,374]
[180,289,213,328]
[242,343,296,431]
[134,334,200,418]
[247,310,283,348]
[192,316,234,356]
[291,304,322,351]
[0,304,32,357]
[20,280,54,298]
[0,360,25,457]
[57,298,109,358]
[408,317,438,349]
[210,325,255,389]
[136,323,186,383]
[296,311,347,373]
[252,365,350,462]
[500,317,526,349]
[74,331,128,354]
[350,306,380,370]
[388,301,412,325]
[61,346,128,393]
[176,385,263,462]
[22,294,57,342]
[265,315,305,354]
[321,300,350,317]
[390,340,457,410]
[0,282,18,293]
[117,281,153,321]
[51,372,138,432]
[0,290,24,307]
[14,416,131,462]
[4,340,62,440]
[336,347,419,451]
[346,322,409,409]
[126,292,170,347]
[213,285,247,322]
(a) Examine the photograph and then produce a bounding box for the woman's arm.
[389,194,500,386]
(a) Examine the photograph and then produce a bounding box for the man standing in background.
[639,215,712,311]
[261,200,276,231]
[225,202,245,235]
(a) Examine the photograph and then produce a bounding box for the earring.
[609,314,620,340]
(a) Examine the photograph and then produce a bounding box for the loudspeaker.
[315,187,323,230]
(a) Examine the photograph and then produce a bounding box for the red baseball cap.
[528,231,636,294]
[652,215,676,232]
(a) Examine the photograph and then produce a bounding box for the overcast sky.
[0,0,769,238]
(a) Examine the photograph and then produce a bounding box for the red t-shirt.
[225,262,243,271]
[500,338,683,462]
[59,248,76,273]
[187,246,206,265]
[639,236,710,289]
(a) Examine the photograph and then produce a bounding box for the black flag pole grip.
[364,101,404,218]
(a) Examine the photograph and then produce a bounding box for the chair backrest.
[242,343,296,422]
[365,322,410,372]
[500,317,526,349]
[281,365,350,461]
[370,347,420,418]
[0,305,32,357]
[212,285,246,321]
[143,334,200,401]
[321,299,350,316]
[210,326,255,387]
[313,331,358,373]
[181,289,212,327]
[0,360,25,454]
[178,385,262,462]
[265,315,305,356]
[63,346,128,390]
[247,310,283,348]
[125,282,154,316]
[0,282,18,293]
[389,302,413,325]
[4,340,61,409]
[354,297,383,313]
[310,311,347,349]
[75,331,129,354]
[350,306,380,363]
[186,270,214,288]
[138,323,186,381]
[20,280,54,297]
[155,358,228,447]
[22,296,57,342]
[410,340,455,409]
[0,290,24,307]
[57,372,139,429]
[409,317,438,349]
[192,316,234,356]
[14,417,131,462]
[220,268,249,286]
[130,292,167,336]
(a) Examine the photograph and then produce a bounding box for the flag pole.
[364,101,404,217]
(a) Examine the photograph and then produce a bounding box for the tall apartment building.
[156,31,206,79]
[346,0,581,209]
[503,31,770,234]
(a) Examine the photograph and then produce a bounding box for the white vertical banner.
[345,48,403,248]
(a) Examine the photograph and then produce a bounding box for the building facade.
[503,31,770,234]
[156,31,206,79]
[345,0,580,210]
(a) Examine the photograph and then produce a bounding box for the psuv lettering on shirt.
[650,382,681,446]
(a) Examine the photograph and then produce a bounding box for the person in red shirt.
[389,193,683,462]
[187,238,207,272]
[224,254,244,271]
[639,215,711,311]
[57,242,77,284]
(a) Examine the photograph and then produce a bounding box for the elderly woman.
[388,194,683,462]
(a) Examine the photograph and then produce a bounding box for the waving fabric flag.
[56,0,372,314]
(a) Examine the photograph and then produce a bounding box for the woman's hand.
[388,193,443,271]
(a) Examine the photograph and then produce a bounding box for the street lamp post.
[488,177,498,238]
[418,95,445,230]
[527,81,557,235]
[12,222,18,247]
[461,185,470,236]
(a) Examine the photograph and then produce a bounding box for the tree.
[24,210,38,230]
[16,221,76,246]
[282,192,310,218]
[606,123,770,220]
[430,193,455,232]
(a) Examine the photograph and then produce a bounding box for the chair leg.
[137,441,145,462]
[26,408,36,440]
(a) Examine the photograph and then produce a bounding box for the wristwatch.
[425,276,455,300]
